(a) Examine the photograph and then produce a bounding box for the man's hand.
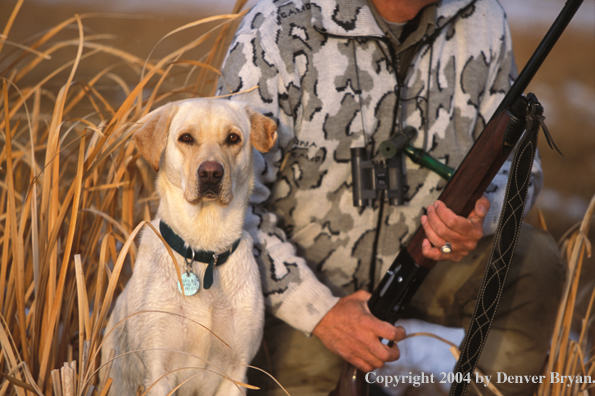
[421,196,490,262]
[312,290,405,372]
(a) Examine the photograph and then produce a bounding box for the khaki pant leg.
[247,316,344,396]
[405,223,565,396]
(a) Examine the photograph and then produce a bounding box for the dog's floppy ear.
[133,103,177,172]
[247,107,278,153]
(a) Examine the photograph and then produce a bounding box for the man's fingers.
[430,201,486,242]
[423,237,465,262]
[361,317,405,362]
[422,238,442,261]
[421,211,447,247]
[375,324,406,344]
[372,336,402,361]
[352,289,372,302]
[432,201,478,238]
[313,290,404,371]
[342,330,399,371]
[352,358,374,373]
[420,198,490,262]
[358,335,402,371]
[477,195,491,214]
[426,204,469,246]
[467,196,490,226]
[422,209,467,258]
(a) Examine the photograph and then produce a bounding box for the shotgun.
[329,0,583,394]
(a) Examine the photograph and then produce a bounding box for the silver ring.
[440,243,452,254]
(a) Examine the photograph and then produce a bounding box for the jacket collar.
[309,0,477,39]
[310,0,384,37]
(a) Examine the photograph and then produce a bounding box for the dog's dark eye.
[179,133,194,144]
[226,133,241,145]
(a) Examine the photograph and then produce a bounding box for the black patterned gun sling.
[449,94,552,396]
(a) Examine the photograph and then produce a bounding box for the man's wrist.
[274,279,340,336]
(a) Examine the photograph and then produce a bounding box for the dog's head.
[133,99,277,206]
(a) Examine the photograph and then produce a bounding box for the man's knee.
[512,223,566,302]
[475,224,566,395]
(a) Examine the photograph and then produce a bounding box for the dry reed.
[535,196,595,396]
[0,1,257,394]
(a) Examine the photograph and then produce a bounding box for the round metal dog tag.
[178,272,200,296]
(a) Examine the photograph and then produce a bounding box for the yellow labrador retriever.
[101,99,277,395]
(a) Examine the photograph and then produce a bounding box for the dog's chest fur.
[134,222,261,343]
[104,223,263,394]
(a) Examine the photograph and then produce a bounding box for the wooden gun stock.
[329,0,583,395]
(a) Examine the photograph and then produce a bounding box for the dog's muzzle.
[198,161,224,198]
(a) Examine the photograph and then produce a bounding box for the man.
[217,0,564,394]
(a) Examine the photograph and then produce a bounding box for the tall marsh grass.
[535,196,595,396]
[0,1,593,395]
[0,1,249,394]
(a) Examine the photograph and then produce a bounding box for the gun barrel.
[495,0,583,116]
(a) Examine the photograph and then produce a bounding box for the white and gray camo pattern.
[217,0,543,334]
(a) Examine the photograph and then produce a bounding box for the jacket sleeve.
[473,7,543,236]
[217,25,340,335]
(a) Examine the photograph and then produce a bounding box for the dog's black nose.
[198,161,224,185]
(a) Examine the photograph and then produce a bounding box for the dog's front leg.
[142,349,178,396]
[213,285,264,396]
[213,366,251,396]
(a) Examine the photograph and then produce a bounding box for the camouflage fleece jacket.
[217,0,543,334]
